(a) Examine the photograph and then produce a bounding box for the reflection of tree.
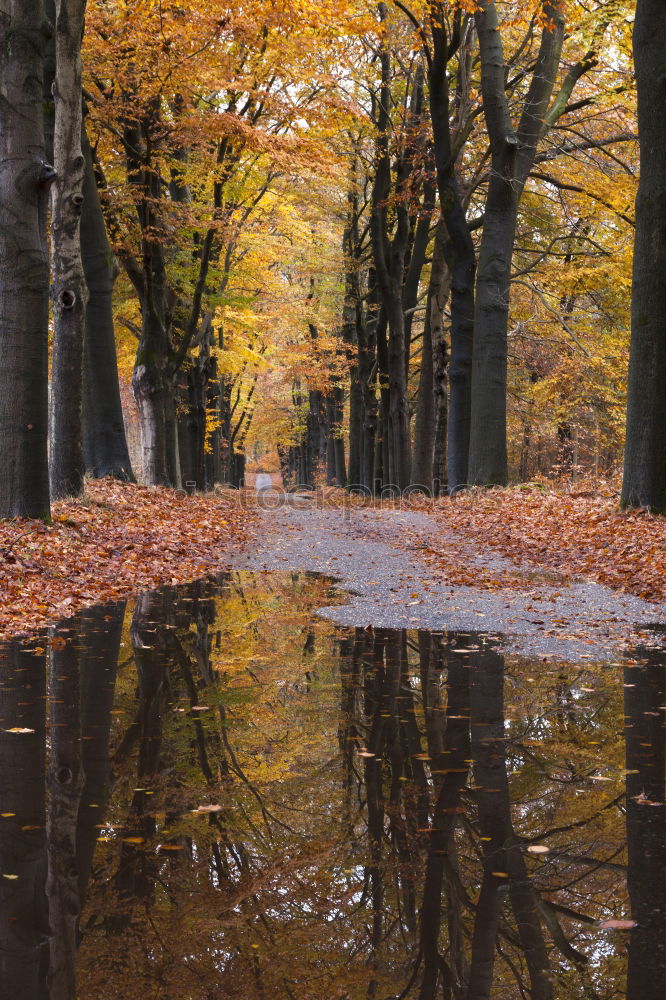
[6,574,655,999]
[48,602,125,998]
[47,616,84,999]
[76,603,126,904]
[0,638,48,1000]
[625,637,666,1000]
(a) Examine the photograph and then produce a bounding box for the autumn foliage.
[0,481,256,639]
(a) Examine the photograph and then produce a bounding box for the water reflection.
[0,572,664,999]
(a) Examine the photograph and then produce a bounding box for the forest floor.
[0,479,257,640]
[3,478,666,659]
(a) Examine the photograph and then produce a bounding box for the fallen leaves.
[430,484,666,603]
[0,479,257,640]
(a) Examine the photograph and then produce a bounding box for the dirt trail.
[230,503,666,662]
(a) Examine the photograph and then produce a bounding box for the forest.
[0,0,663,513]
[1,1,666,999]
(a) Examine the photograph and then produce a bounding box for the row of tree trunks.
[44,0,134,503]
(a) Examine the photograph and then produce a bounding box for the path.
[231,503,666,661]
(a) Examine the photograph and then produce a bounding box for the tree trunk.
[621,0,666,511]
[414,220,451,491]
[360,300,380,493]
[80,130,134,481]
[132,350,171,486]
[49,0,89,500]
[468,1,565,485]
[431,227,452,494]
[428,12,476,492]
[0,0,52,519]
[370,5,412,491]
[467,197,516,486]
[376,311,390,491]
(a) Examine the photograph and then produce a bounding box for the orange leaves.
[432,484,666,604]
[0,479,256,640]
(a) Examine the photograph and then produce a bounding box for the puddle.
[0,571,664,999]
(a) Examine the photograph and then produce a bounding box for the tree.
[468,0,622,486]
[621,0,666,511]
[49,0,89,499]
[0,0,52,519]
[80,129,135,482]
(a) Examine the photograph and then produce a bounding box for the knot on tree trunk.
[59,289,77,310]
[39,162,57,188]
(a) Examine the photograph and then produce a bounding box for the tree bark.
[621,0,666,511]
[49,0,88,500]
[431,226,452,494]
[0,0,52,518]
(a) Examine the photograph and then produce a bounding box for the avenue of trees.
[0,0,664,515]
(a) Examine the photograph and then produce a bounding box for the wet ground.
[232,504,666,661]
[0,569,664,999]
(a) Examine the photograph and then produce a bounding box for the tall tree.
[467,0,616,485]
[80,130,134,481]
[0,0,52,518]
[468,0,565,485]
[370,2,414,490]
[49,0,89,499]
[621,0,666,511]
[427,3,476,492]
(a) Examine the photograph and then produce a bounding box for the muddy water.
[0,571,664,999]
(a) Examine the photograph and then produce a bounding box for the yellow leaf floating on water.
[2,874,19,880]
[4,728,35,734]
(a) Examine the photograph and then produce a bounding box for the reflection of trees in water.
[625,635,666,1000]
[2,577,666,999]
[340,628,658,1000]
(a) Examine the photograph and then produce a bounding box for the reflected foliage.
[0,575,665,998]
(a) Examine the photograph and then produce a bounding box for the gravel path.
[229,501,666,661]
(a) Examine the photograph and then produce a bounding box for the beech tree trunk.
[429,224,452,494]
[370,4,412,491]
[621,0,666,511]
[468,1,565,485]
[0,0,52,519]
[80,131,134,480]
[428,11,476,492]
[49,0,89,499]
